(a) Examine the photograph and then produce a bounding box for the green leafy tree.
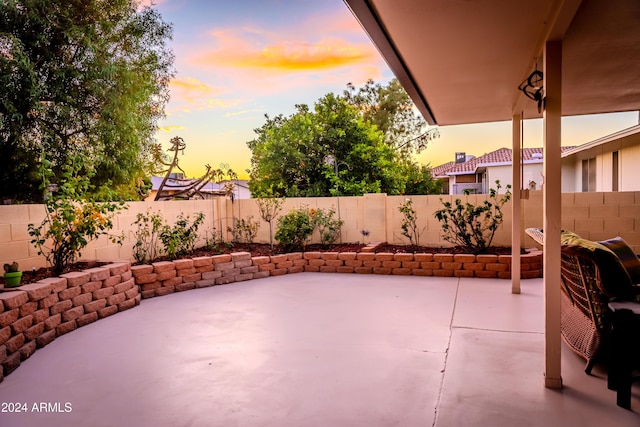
[343,78,439,155]
[403,161,443,195]
[248,93,406,197]
[0,0,174,202]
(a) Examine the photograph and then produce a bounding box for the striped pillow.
[599,237,640,285]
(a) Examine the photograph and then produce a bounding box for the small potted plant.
[3,261,22,288]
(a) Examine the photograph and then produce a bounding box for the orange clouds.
[225,109,265,117]
[169,77,219,101]
[204,38,375,72]
[159,125,184,132]
[166,77,241,113]
[192,13,379,74]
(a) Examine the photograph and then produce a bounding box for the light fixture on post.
[518,70,545,113]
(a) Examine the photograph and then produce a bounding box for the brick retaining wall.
[0,250,541,381]
[134,250,543,299]
[0,262,139,383]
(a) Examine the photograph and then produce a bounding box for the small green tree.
[434,181,512,254]
[256,196,285,249]
[398,199,424,247]
[28,156,125,275]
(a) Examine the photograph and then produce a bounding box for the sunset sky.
[150,0,638,179]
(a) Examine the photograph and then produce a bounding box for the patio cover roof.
[343,0,640,126]
[344,0,640,390]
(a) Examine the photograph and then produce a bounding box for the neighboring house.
[146,176,251,201]
[561,124,640,192]
[432,147,575,195]
[432,123,640,195]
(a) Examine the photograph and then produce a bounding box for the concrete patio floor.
[0,273,638,426]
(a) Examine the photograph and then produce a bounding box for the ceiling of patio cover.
[344,0,640,126]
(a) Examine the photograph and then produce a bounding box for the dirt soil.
[2,243,521,287]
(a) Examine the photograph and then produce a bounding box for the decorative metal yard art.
[154,136,237,201]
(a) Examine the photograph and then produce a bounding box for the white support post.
[511,113,522,294]
[543,40,563,389]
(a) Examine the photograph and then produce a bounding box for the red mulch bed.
[2,243,522,287]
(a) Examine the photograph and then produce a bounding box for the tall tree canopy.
[247,80,441,198]
[0,0,174,201]
[248,93,406,198]
[343,78,439,155]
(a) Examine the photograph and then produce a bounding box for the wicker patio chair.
[559,245,613,374]
[525,228,636,374]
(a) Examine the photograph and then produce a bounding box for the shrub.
[132,209,164,264]
[315,207,344,246]
[227,216,260,246]
[398,199,424,247]
[159,212,205,259]
[434,180,511,254]
[204,228,231,254]
[274,206,343,250]
[28,156,125,275]
[275,206,316,251]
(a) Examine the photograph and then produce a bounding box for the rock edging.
[0,262,139,383]
[133,249,543,299]
[0,249,541,382]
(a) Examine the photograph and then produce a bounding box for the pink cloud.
[137,0,168,8]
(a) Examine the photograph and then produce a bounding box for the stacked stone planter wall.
[0,250,541,381]
[134,250,543,300]
[0,262,139,383]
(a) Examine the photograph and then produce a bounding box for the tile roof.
[431,147,576,176]
[430,161,456,177]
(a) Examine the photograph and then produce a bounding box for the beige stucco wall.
[0,200,220,271]
[2,191,639,270]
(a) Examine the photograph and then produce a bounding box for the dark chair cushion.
[561,232,634,299]
[599,237,640,285]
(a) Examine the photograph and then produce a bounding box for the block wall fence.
[1,248,542,382]
[1,190,640,270]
